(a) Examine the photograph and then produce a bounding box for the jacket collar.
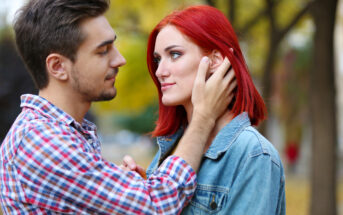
[205,112,250,159]
[156,127,184,164]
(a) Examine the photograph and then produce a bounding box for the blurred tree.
[205,0,215,7]
[258,0,313,134]
[205,0,313,135]
[309,0,338,214]
[0,30,37,142]
[273,45,311,172]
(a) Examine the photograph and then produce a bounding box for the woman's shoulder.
[232,126,283,167]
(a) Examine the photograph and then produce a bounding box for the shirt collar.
[20,94,96,131]
[156,112,251,161]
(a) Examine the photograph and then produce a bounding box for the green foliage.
[113,103,158,134]
[106,0,202,35]
[92,34,158,114]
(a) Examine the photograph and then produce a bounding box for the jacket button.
[210,201,217,210]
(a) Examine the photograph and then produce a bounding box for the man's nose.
[110,47,126,68]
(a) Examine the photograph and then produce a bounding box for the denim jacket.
[147,113,286,215]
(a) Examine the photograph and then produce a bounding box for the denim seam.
[245,129,281,168]
[196,184,230,193]
[206,123,250,159]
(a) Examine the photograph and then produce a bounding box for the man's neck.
[38,88,91,124]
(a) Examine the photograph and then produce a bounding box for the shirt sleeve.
[14,123,196,214]
[225,153,285,215]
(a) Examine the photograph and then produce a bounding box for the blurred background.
[0,0,342,214]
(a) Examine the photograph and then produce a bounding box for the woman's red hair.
[147,5,266,137]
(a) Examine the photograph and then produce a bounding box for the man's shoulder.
[1,109,78,160]
[8,108,73,136]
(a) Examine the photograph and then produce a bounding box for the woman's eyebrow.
[164,45,181,52]
[154,45,182,56]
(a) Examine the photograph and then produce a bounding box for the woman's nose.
[155,61,170,78]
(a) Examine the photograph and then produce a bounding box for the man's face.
[70,15,126,102]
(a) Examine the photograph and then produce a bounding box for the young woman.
[124,5,285,215]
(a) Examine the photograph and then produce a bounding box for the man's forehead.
[79,16,116,48]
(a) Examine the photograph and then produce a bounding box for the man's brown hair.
[14,0,110,89]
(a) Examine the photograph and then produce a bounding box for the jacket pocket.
[182,184,229,214]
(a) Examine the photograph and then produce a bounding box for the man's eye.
[99,47,109,55]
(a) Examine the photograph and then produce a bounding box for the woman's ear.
[46,54,70,81]
[209,50,224,71]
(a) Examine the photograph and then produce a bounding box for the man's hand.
[192,56,236,124]
[172,56,236,171]
[119,155,147,179]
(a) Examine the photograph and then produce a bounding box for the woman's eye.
[153,57,161,65]
[170,51,181,59]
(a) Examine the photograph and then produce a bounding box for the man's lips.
[161,83,175,91]
[106,75,116,81]
[105,69,118,81]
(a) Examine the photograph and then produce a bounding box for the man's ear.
[209,50,224,71]
[46,53,71,81]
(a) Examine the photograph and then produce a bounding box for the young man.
[0,0,235,214]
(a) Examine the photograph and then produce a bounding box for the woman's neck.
[184,102,234,153]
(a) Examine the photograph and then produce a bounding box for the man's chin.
[93,91,116,102]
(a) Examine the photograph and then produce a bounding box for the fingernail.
[202,56,209,63]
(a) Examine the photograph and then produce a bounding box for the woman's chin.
[162,101,176,106]
[162,98,180,107]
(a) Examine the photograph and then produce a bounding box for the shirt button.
[87,139,93,144]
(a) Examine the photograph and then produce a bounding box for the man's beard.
[71,68,117,102]
[92,91,116,101]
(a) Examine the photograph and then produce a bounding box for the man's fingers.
[228,79,237,93]
[195,56,210,84]
[119,165,130,171]
[223,66,235,84]
[136,166,147,180]
[211,57,231,80]
[123,155,137,170]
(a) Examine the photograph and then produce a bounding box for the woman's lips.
[161,83,175,91]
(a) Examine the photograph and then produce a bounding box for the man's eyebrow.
[96,35,117,49]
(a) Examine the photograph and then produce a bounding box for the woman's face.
[153,25,204,107]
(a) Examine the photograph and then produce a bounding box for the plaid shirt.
[0,94,196,214]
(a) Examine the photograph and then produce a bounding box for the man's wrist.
[191,109,215,132]
[193,107,215,123]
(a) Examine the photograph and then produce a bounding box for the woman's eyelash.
[170,51,182,59]
[153,57,161,64]
[153,51,181,64]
